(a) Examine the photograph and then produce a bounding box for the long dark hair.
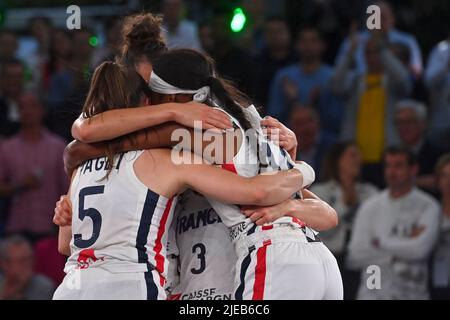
[82,61,149,179]
[322,141,358,182]
[152,49,253,131]
[117,13,167,67]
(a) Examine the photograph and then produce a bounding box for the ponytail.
[82,61,144,180]
[208,76,252,131]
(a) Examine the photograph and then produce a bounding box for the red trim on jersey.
[261,225,273,231]
[292,217,306,228]
[221,163,238,174]
[153,197,174,286]
[252,239,271,300]
[76,248,103,269]
[167,293,181,300]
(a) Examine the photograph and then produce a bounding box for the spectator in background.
[48,29,93,141]
[91,17,123,68]
[425,35,450,152]
[198,22,215,54]
[17,17,53,93]
[252,16,297,110]
[201,15,255,97]
[431,154,450,300]
[336,1,423,78]
[394,100,442,193]
[0,59,25,138]
[267,26,343,139]
[311,142,378,299]
[0,235,54,300]
[161,0,201,50]
[0,29,19,63]
[331,32,411,187]
[33,227,66,287]
[347,147,440,300]
[0,93,68,243]
[42,29,73,94]
[238,0,269,55]
[288,106,336,178]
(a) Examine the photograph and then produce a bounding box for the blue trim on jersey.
[246,224,257,236]
[235,248,255,300]
[136,189,160,268]
[144,264,159,300]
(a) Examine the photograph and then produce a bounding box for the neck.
[21,126,43,141]
[270,47,289,60]
[300,59,321,74]
[389,184,413,199]
[367,68,383,75]
[339,172,357,185]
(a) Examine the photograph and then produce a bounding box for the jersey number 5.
[74,186,105,248]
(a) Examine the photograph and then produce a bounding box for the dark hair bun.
[120,13,167,62]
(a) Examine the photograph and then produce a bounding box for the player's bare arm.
[241,189,338,230]
[56,173,76,256]
[72,101,232,143]
[173,151,304,206]
[64,123,242,176]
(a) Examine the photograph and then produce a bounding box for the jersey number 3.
[74,186,105,248]
[191,243,206,274]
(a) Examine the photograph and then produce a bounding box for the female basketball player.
[53,61,310,300]
[56,49,342,300]
[144,49,343,300]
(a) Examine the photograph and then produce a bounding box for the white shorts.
[234,225,343,300]
[53,267,166,300]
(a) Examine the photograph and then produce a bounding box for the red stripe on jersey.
[153,197,174,286]
[76,248,103,269]
[261,225,273,231]
[252,240,271,300]
[221,163,238,174]
[167,293,181,300]
[292,217,306,228]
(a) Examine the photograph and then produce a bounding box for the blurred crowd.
[0,0,449,300]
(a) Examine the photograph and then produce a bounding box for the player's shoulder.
[141,148,173,163]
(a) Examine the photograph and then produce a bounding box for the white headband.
[149,71,210,102]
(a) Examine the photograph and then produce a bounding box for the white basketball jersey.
[207,105,305,240]
[167,189,236,300]
[65,151,177,285]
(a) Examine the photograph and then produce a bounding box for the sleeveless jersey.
[207,105,311,242]
[65,151,177,286]
[167,189,236,300]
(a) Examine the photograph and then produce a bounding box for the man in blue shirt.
[267,26,343,139]
[335,1,422,78]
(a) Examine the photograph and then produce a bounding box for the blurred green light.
[89,36,99,47]
[230,7,246,33]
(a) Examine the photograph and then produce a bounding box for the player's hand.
[261,116,298,159]
[53,195,73,227]
[173,101,233,131]
[241,199,293,226]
